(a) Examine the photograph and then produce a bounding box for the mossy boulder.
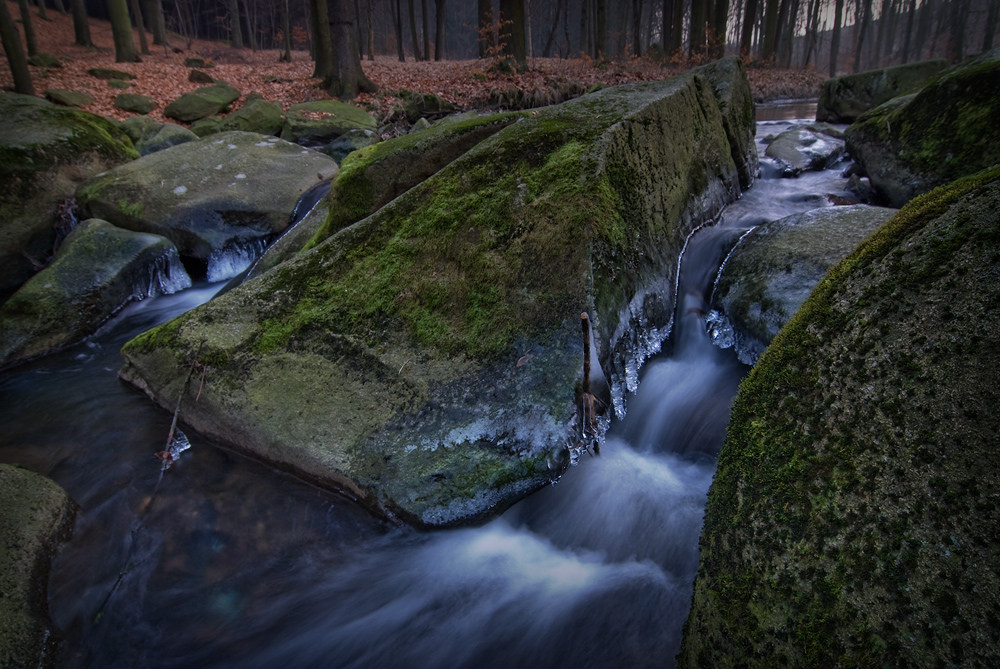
[0,464,76,669]
[400,90,457,122]
[107,78,131,90]
[118,58,755,528]
[320,128,379,164]
[817,58,948,123]
[188,69,214,84]
[680,166,1000,667]
[189,116,222,137]
[708,204,896,364]
[244,199,329,282]
[43,89,93,107]
[163,83,241,123]
[27,53,61,68]
[86,67,135,80]
[76,131,336,274]
[215,98,284,136]
[844,48,1000,208]
[280,100,377,145]
[695,57,759,190]
[305,110,526,249]
[114,93,156,114]
[764,124,846,177]
[0,93,138,296]
[118,118,198,156]
[0,219,190,369]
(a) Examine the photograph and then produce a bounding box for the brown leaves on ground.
[0,0,825,126]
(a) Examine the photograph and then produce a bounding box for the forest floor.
[1,0,826,126]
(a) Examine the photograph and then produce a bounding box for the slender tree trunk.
[477,0,492,57]
[71,0,92,45]
[242,0,256,50]
[108,0,139,62]
[830,0,844,75]
[740,0,759,58]
[327,0,376,97]
[853,0,870,72]
[901,0,915,62]
[876,0,893,64]
[393,0,405,60]
[915,0,931,59]
[802,0,820,66]
[280,0,291,60]
[777,0,797,67]
[499,0,526,69]
[595,0,606,59]
[422,0,429,58]
[580,0,589,55]
[36,0,48,21]
[129,0,150,54]
[662,0,674,54]
[16,0,38,57]
[229,0,243,47]
[311,0,332,77]
[434,0,445,60]
[407,0,421,59]
[632,0,642,56]
[762,0,780,60]
[670,0,684,54]
[0,0,33,94]
[690,0,707,57]
[946,0,969,62]
[543,0,562,56]
[984,0,998,51]
[148,0,165,45]
[53,0,66,16]
[526,0,532,59]
[713,0,728,57]
[367,0,374,59]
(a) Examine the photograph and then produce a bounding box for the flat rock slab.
[87,67,135,80]
[44,89,93,107]
[76,131,336,276]
[114,93,156,114]
[709,204,896,364]
[0,464,76,669]
[280,100,377,145]
[164,83,240,123]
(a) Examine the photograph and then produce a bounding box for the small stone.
[188,69,214,84]
[114,93,156,114]
[87,67,135,80]
[44,89,94,107]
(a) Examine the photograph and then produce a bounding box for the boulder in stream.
[816,58,948,123]
[0,219,190,370]
[0,93,139,297]
[76,131,336,280]
[708,204,895,364]
[764,124,846,177]
[0,464,76,669]
[119,58,757,528]
[845,48,1000,207]
[680,166,1000,667]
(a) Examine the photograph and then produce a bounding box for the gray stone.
[709,204,896,365]
[43,88,93,107]
[27,52,61,68]
[279,100,377,145]
[118,58,756,529]
[0,464,76,669]
[108,78,131,90]
[817,58,948,123]
[76,131,336,273]
[189,116,223,137]
[216,98,284,136]
[409,117,431,133]
[319,128,379,164]
[188,69,215,84]
[136,123,199,156]
[0,219,190,369]
[764,125,846,177]
[114,93,156,114]
[0,94,138,295]
[845,49,1000,207]
[86,67,135,80]
[164,83,241,123]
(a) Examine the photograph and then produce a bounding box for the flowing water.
[0,109,852,668]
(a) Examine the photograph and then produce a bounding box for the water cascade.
[0,110,853,667]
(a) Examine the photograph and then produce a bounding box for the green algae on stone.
[0,464,76,669]
[119,59,755,528]
[680,166,1000,668]
[0,93,138,295]
[845,48,1000,207]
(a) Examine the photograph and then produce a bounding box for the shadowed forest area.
[1,0,996,124]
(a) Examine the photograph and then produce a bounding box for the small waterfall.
[206,238,271,283]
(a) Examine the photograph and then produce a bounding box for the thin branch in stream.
[578,312,600,456]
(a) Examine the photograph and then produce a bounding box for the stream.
[0,103,851,668]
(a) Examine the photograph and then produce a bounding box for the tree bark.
[632,0,642,56]
[367,0,375,60]
[280,0,291,61]
[914,0,931,60]
[984,0,998,51]
[713,0,729,58]
[129,0,150,54]
[52,0,66,16]
[876,0,893,64]
[690,0,707,58]
[71,0,92,46]
[310,0,332,78]
[229,0,243,47]
[393,0,405,61]
[0,0,33,94]
[108,0,139,62]
[901,0,915,63]
[499,0,526,69]
[853,0,870,72]
[580,0,589,55]
[147,0,166,45]
[543,0,562,57]
[327,0,376,98]
[16,0,37,57]
[35,0,47,21]
[242,0,257,50]
[434,0,445,60]
[946,0,970,63]
[595,0,606,59]
[829,0,844,76]
[740,0,759,58]
[477,0,492,57]
[407,0,420,59]
[662,0,674,54]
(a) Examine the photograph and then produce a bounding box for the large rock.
[280,100,377,145]
[118,59,756,528]
[817,58,948,123]
[76,131,336,278]
[213,97,284,136]
[0,93,138,297]
[0,219,190,370]
[164,83,241,123]
[764,124,846,177]
[696,57,758,190]
[845,49,1000,208]
[304,111,526,250]
[119,117,198,156]
[708,204,895,365]
[0,464,76,669]
[680,166,1000,667]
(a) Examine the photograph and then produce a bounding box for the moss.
[117,198,143,218]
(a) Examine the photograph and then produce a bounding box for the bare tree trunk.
[422,0,429,58]
[147,0,165,45]
[762,0,780,60]
[242,0,257,50]
[595,0,606,59]
[946,0,970,62]
[368,0,375,59]
[915,0,932,59]
[543,0,562,56]
[778,0,798,67]
[876,0,893,64]
[229,0,243,47]
[52,0,66,16]
[35,0,48,20]
[740,0,759,58]
[802,0,820,66]
[327,0,376,97]
[311,0,332,77]
[632,0,642,56]
[713,0,728,57]
[853,0,871,72]
[71,0,92,46]
[393,0,405,60]
[0,0,33,94]
[108,0,139,62]
[691,0,707,57]
[500,0,526,68]
[129,0,150,54]
[407,0,420,58]
[901,0,915,62]
[477,0,492,57]
[662,0,674,53]
[434,0,445,60]
[984,0,998,51]
[16,0,38,57]
[580,0,589,55]
[280,0,292,60]
[830,0,844,75]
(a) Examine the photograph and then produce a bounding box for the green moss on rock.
[680,166,1000,667]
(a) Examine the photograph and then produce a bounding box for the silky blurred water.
[0,108,852,668]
